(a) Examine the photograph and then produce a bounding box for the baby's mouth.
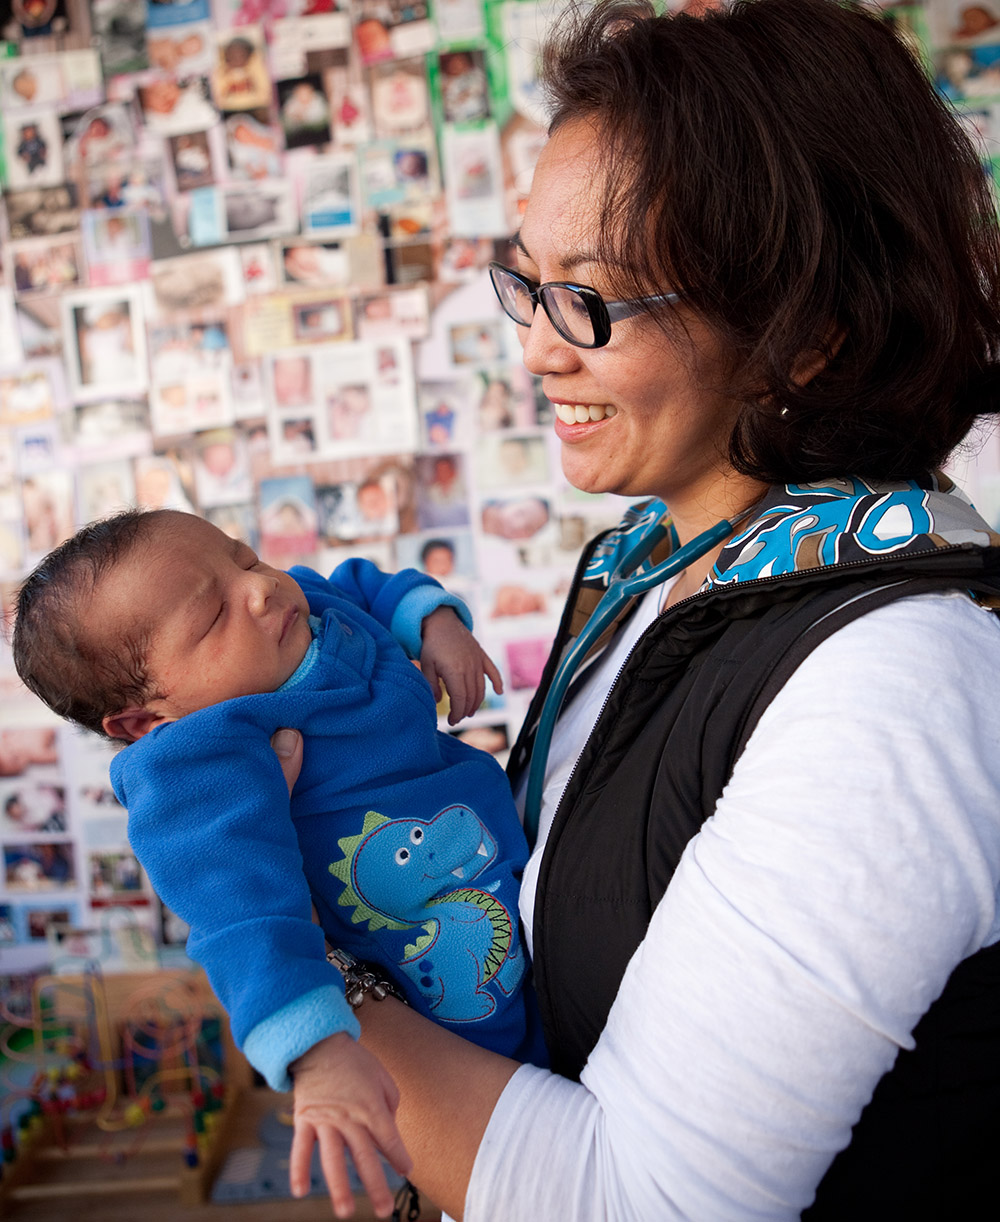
[279,606,298,643]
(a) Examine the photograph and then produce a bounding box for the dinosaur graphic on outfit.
[329,803,526,1021]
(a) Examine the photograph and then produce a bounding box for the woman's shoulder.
[747,588,1000,764]
[795,587,1000,684]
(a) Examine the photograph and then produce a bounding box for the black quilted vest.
[507,539,1000,1218]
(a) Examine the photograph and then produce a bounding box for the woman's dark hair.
[12,509,170,739]
[542,0,1000,481]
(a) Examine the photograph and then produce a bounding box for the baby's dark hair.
[223,36,254,65]
[12,509,171,739]
[420,538,455,563]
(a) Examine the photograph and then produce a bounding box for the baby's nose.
[247,571,275,614]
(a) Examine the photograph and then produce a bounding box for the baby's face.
[201,442,236,477]
[92,514,312,736]
[273,356,311,401]
[13,73,37,101]
[143,79,180,113]
[224,41,252,67]
[422,546,454,577]
[94,308,127,329]
[358,484,389,518]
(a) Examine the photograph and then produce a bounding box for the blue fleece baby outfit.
[111,560,539,1089]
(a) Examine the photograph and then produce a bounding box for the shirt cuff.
[242,984,361,1092]
[390,587,473,658]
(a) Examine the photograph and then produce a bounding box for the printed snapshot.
[61,285,148,401]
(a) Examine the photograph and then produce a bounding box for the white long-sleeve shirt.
[467,589,1000,1220]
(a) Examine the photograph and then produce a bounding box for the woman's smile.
[550,401,619,427]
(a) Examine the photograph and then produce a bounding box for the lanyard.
[522,514,740,847]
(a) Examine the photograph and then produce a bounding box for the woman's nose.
[519,307,581,376]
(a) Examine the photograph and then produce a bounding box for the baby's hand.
[288,1031,412,1219]
[419,606,504,725]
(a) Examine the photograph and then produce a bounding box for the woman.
[279,1,1000,1217]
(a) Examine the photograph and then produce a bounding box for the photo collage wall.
[0,0,999,974]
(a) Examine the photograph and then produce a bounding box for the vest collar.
[711,473,1000,587]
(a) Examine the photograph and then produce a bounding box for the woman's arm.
[467,593,1000,1220]
[358,998,519,1218]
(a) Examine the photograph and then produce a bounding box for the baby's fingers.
[444,670,470,724]
[422,657,443,704]
[469,665,485,719]
[316,1125,357,1219]
[342,1126,398,1219]
[289,1121,317,1199]
[483,650,504,695]
[368,1095,411,1179]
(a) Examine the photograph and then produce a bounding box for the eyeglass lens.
[491,266,598,347]
[493,269,536,327]
[544,285,596,346]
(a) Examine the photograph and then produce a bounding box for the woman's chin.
[559,454,621,498]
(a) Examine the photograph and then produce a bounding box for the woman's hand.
[271,728,305,791]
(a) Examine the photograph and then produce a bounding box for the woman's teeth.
[553,403,618,424]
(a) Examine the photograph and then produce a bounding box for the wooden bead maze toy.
[0,966,251,1214]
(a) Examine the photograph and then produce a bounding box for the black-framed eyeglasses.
[488,261,680,349]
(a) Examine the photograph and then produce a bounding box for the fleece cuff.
[390,587,473,658]
[242,984,361,1092]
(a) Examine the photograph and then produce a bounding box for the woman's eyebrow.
[511,231,605,274]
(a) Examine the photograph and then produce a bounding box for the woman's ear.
[102,707,172,743]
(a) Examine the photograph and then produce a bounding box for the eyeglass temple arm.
[605,292,680,323]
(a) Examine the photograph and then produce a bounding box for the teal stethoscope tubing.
[522,514,739,848]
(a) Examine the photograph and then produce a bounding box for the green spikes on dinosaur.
[328,810,411,932]
[402,921,437,961]
[431,889,512,983]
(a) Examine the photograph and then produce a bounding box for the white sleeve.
[466,591,1000,1222]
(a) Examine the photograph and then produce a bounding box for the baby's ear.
[102,707,171,743]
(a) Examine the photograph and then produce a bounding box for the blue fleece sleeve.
[290,560,472,658]
[242,986,361,1092]
[390,587,473,658]
[112,709,348,1051]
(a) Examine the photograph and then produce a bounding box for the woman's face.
[515,120,757,528]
